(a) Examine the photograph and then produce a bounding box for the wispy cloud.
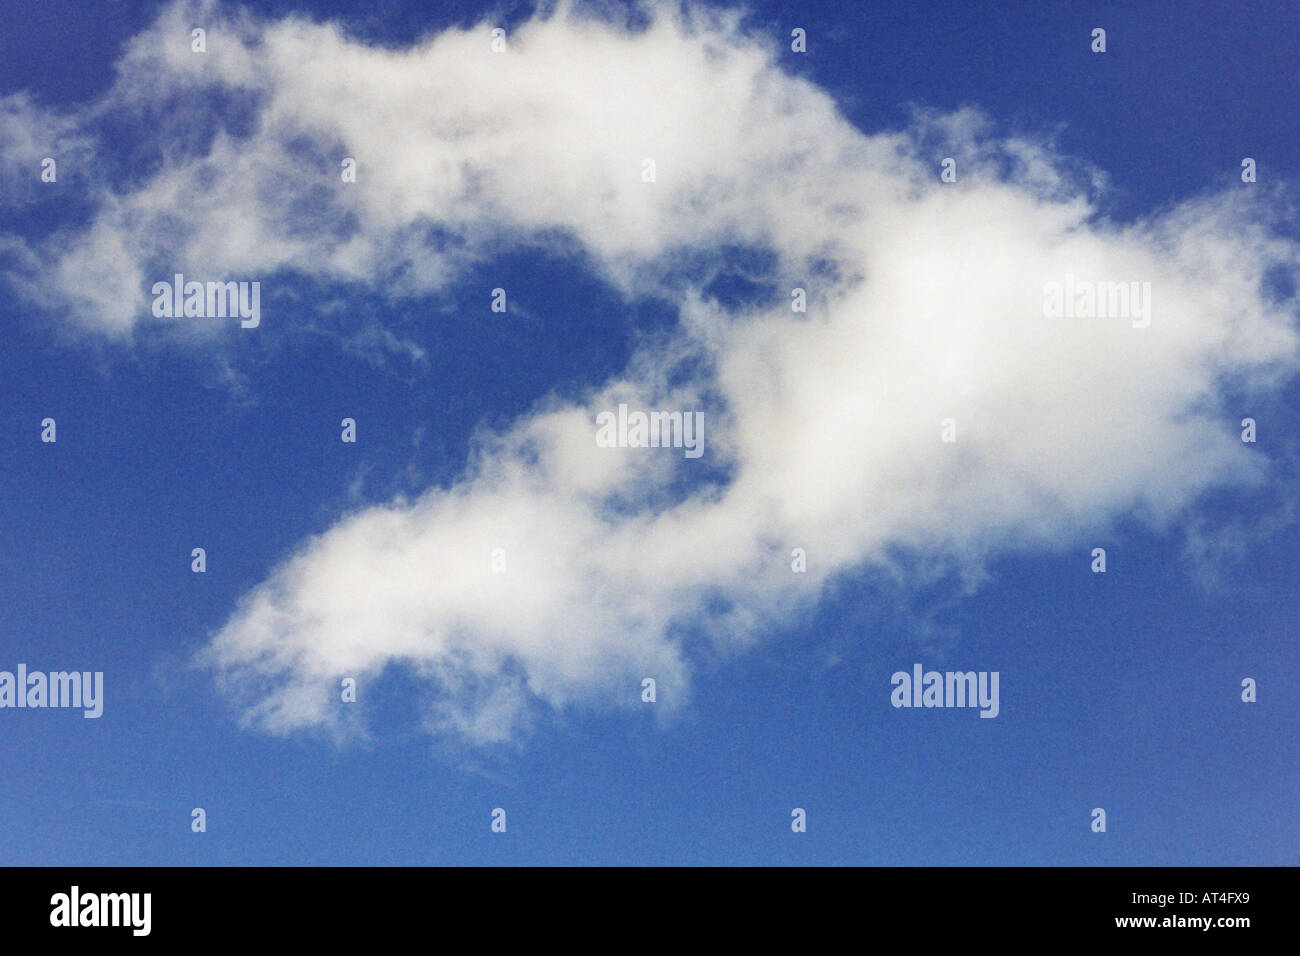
[5,0,1297,746]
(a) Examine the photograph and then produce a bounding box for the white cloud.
[4,0,1298,745]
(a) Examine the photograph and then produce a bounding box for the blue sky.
[1,0,1297,865]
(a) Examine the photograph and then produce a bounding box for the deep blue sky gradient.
[0,0,1296,865]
